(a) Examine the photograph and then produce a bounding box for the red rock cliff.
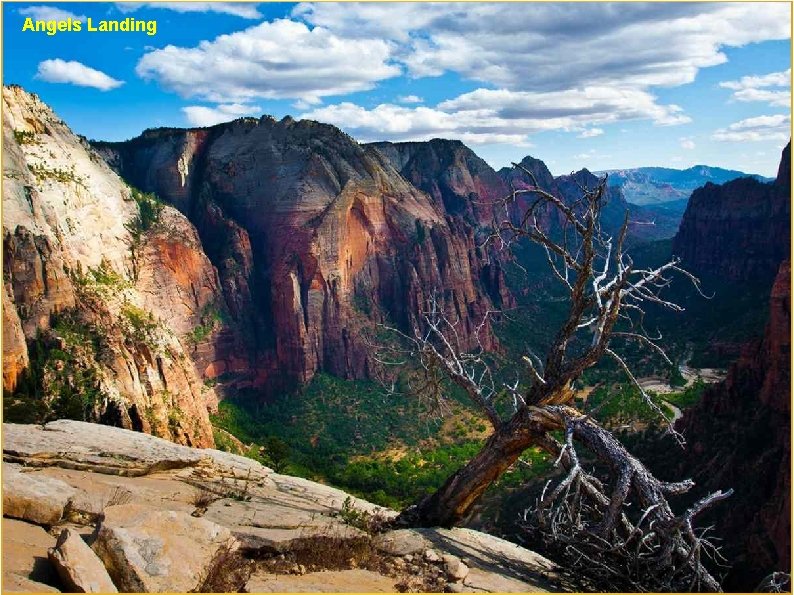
[675,260,790,590]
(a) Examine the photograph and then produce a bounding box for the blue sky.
[4,2,791,175]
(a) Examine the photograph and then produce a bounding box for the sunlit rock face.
[3,84,217,447]
[96,121,512,396]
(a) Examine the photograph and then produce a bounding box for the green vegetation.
[210,372,553,508]
[669,365,687,388]
[28,163,83,185]
[125,186,165,279]
[663,378,707,408]
[4,311,104,424]
[188,304,224,345]
[71,261,131,297]
[13,129,37,145]
[120,303,159,347]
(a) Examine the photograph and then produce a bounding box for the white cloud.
[182,103,263,126]
[291,98,320,110]
[289,2,790,145]
[712,114,791,142]
[438,87,690,126]
[301,85,691,146]
[679,137,696,150]
[300,102,531,145]
[720,69,790,90]
[136,19,400,104]
[117,2,262,19]
[397,95,424,104]
[296,3,790,91]
[719,69,791,107]
[35,59,124,91]
[20,5,86,21]
[132,3,790,148]
[578,128,604,138]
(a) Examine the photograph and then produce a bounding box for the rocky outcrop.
[48,528,118,593]
[2,85,218,447]
[95,123,509,394]
[2,420,570,593]
[674,260,790,590]
[94,504,239,592]
[672,142,790,282]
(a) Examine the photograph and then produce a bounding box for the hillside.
[598,164,772,210]
[672,142,790,282]
[2,85,220,447]
[2,419,573,593]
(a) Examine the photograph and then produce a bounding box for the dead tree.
[375,165,730,591]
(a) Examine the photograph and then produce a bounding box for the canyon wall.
[2,85,217,447]
[95,121,513,395]
[672,142,790,282]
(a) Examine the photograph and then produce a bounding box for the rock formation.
[672,142,790,282]
[2,85,218,447]
[1,419,572,593]
[674,260,790,590]
[94,124,511,395]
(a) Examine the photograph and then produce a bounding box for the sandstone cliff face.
[675,260,790,589]
[2,85,218,447]
[95,123,509,394]
[672,143,790,282]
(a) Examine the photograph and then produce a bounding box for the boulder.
[2,518,61,592]
[48,528,117,593]
[443,554,469,582]
[373,529,434,556]
[2,463,76,526]
[92,504,238,592]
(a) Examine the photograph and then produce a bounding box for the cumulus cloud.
[35,59,123,91]
[300,85,694,145]
[136,19,399,104]
[712,114,791,142]
[679,137,696,150]
[20,5,86,21]
[117,2,262,19]
[299,102,531,145]
[182,103,263,126]
[397,95,424,104]
[300,82,694,145]
[296,2,790,90]
[719,69,791,107]
[289,2,787,143]
[135,3,790,146]
[578,128,604,138]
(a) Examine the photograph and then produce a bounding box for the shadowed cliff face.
[673,260,790,590]
[95,123,512,395]
[672,142,791,282]
[2,85,217,447]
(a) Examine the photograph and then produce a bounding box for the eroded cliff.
[95,122,510,395]
[672,142,790,282]
[2,85,218,447]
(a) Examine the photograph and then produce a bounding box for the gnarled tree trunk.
[398,414,540,527]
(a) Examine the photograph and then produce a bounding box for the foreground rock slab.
[3,421,571,593]
[3,463,77,526]
[247,569,397,592]
[2,518,61,592]
[376,527,561,592]
[93,504,238,592]
[48,528,117,593]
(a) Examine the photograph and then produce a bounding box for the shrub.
[13,129,37,145]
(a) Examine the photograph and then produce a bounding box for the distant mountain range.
[596,165,773,213]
